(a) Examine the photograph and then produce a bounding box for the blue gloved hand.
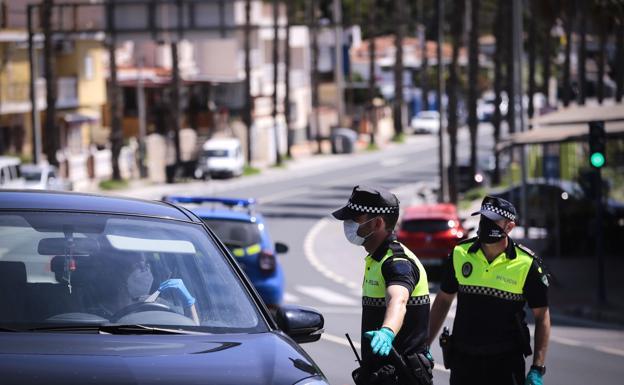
[364,327,395,356]
[159,279,196,307]
[525,368,543,385]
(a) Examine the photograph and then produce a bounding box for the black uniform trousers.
[449,351,526,385]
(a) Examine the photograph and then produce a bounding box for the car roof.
[202,138,240,150]
[0,190,197,222]
[402,203,458,220]
[191,207,260,223]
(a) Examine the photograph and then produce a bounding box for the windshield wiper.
[29,324,202,335]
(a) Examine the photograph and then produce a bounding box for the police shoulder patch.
[516,243,536,257]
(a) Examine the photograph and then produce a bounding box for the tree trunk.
[527,0,537,123]
[272,0,281,166]
[562,2,573,107]
[43,0,59,167]
[492,0,505,185]
[106,0,122,180]
[284,0,292,157]
[505,1,515,133]
[418,0,429,111]
[577,0,586,105]
[447,0,464,204]
[615,20,623,102]
[368,0,377,146]
[597,8,607,104]
[170,42,182,172]
[243,0,253,165]
[310,0,321,153]
[541,15,552,105]
[393,0,405,138]
[467,0,479,177]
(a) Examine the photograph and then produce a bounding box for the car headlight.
[293,376,330,385]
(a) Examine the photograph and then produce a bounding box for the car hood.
[0,331,322,385]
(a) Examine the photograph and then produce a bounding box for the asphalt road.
[124,126,624,385]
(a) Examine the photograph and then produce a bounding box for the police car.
[163,196,286,308]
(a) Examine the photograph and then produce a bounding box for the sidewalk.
[460,200,624,328]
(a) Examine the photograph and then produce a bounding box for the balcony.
[0,77,78,115]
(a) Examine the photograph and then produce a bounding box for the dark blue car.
[0,190,326,385]
[163,196,286,308]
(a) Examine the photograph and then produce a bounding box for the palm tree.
[505,1,515,133]
[419,0,430,111]
[284,0,293,157]
[447,0,465,204]
[467,0,480,177]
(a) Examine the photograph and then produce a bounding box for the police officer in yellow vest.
[333,185,432,385]
[428,196,551,385]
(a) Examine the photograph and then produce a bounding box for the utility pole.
[243,0,253,165]
[272,0,282,166]
[437,0,447,203]
[106,0,122,180]
[27,5,42,165]
[42,0,59,167]
[284,0,292,158]
[333,0,345,126]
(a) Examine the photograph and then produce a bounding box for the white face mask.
[343,217,378,246]
[127,267,154,299]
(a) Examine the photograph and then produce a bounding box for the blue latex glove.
[525,368,543,385]
[364,327,395,356]
[159,279,196,307]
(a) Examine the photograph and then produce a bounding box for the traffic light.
[588,121,606,169]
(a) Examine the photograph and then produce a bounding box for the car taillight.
[258,251,276,273]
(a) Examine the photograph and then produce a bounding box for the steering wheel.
[111,301,177,322]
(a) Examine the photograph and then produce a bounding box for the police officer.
[428,196,551,385]
[332,185,432,385]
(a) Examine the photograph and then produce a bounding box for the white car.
[195,137,244,179]
[21,164,72,191]
[409,110,442,134]
[0,156,25,189]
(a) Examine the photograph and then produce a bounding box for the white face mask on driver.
[343,217,378,246]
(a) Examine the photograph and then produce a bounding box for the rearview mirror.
[38,237,100,255]
[275,305,324,344]
[275,242,289,254]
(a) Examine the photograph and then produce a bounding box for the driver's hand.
[158,279,196,307]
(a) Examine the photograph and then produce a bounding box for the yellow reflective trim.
[232,248,245,257]
[246,244,262,255]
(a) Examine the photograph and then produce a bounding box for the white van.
[195,138,244,179]
[0,156,25,189]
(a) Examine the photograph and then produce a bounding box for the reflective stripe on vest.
[362,242,429,306]
[453,241,533,302]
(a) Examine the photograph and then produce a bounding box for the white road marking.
[296,285,359,306]
[593,345,624,357]
[380,157,407,167]
[550,335,624,357]
[283,292,300,303]
[259,186,311,204]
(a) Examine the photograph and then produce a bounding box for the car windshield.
[401,219,453,233]
[204,149,229,157]
[203,219,262,248]
[0,212,266,333]
[22,171,42,182]
[418,112,438,120]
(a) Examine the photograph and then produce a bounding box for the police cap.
[471,195,517,222]
[332,185,399,220]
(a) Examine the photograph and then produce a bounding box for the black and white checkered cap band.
[362,295,430,307]
[459,284,524,302]
[347,201,398,214]
[482,204,516,221]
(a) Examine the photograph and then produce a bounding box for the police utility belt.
[352,350,434,385]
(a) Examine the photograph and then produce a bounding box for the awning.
[497,103,624,151]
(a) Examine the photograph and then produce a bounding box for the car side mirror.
[275,305,324,344]
[275,242,289,254]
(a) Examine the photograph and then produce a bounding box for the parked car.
[0,190,327,385]
[195,137,244,179]
[409,110,442,134]
[163,196,286,309]
[477,91,508,122]
[20,164,72,191]
[397,203,469,278]
[0,156,24,189]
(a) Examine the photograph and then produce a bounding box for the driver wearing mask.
[98,253,200,325]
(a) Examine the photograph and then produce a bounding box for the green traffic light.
[590,152,605,168]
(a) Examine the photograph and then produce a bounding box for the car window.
[0,212,267,333]
[401,219,452,233]
[22,170,43,182]
[204,149,229,157]
[202,219,262,248]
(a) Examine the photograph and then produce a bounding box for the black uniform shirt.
[440,238,549,350]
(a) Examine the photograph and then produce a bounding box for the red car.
[397,203,469,276]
